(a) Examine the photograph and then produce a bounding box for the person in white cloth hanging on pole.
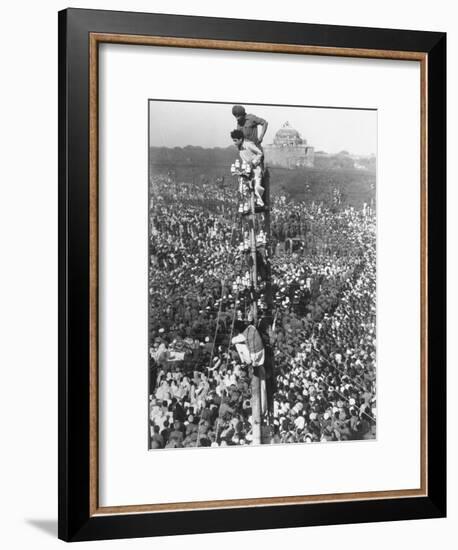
[231,312,267,413]
[231,312,265,368]
[230,129,265,206]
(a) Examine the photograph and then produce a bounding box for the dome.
[273,121,305,146]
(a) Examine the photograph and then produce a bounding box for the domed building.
[264,121,315,168]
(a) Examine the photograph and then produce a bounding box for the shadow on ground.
[26,519,57,538]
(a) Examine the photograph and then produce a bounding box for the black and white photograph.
[148,100,377,450]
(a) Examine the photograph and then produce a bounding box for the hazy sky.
[149,100,377,156]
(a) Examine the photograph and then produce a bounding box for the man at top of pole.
[232,105,268,149]
[230,129,265,207]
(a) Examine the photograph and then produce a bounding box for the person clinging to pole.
[230,129,265,206]
[231,312,265,368]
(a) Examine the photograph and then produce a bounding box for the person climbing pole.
[230,129,265,206]
[231,104,268,149]
[231,311,265,367]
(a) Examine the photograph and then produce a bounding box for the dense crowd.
[148,173,376,449]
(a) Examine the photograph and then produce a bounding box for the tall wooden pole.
[249,188,262,446]
[262,169,273,418]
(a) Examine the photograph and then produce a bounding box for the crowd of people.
[148,172,376,449]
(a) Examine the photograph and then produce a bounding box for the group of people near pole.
[230,105,267,207]
[148,105,376,449]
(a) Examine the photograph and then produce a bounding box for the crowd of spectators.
[148,174,376,449]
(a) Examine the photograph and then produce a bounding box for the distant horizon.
[149,143,376,158]
[149,100,377,156]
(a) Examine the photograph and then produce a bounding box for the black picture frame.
[58,7,446,542]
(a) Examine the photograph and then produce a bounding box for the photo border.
[58,8,446,541]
